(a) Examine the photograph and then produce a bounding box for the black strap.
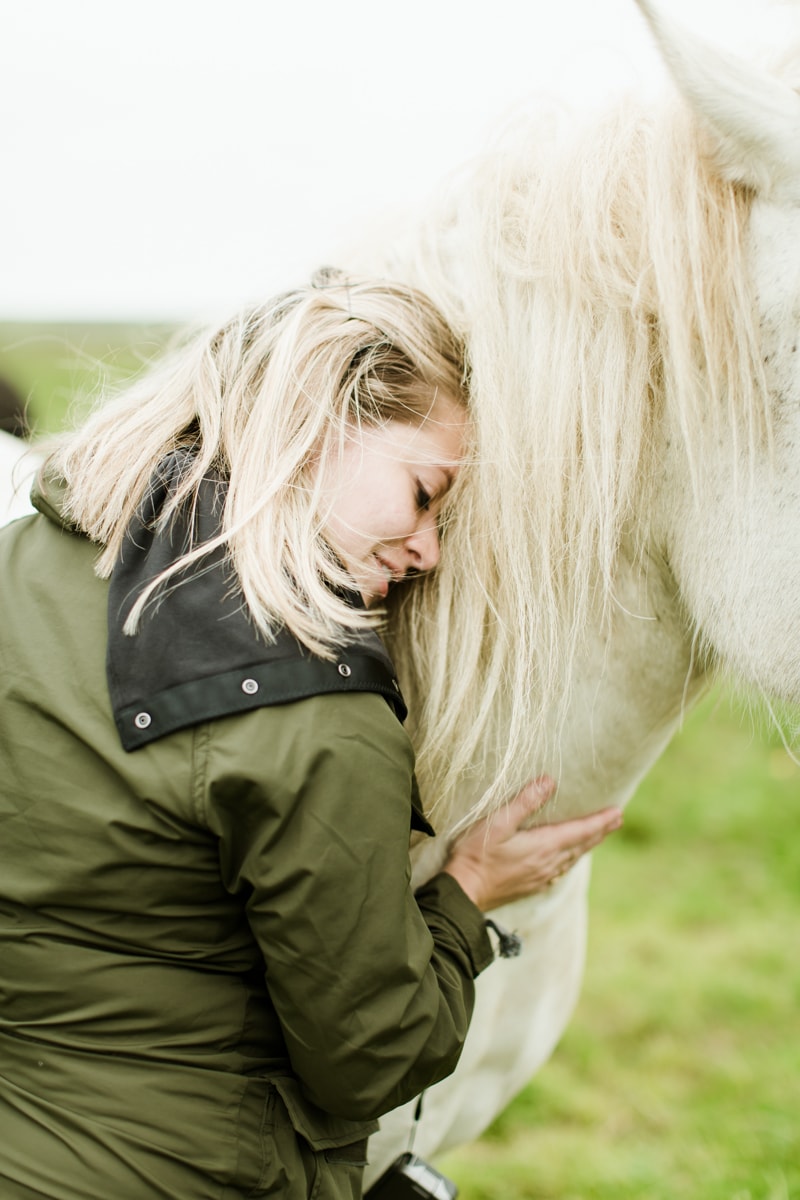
[485,918,524,959]
[407,1092,426,1154]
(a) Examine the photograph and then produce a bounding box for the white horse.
[0,430,36,524]
[2,1,798,1182]
[363,0,800,1180]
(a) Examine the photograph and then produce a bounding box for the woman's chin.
[363,584,388,608]
[357,568,389,607]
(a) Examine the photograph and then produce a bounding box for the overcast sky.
[0,0,792,321]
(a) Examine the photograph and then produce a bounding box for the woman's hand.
[442,777,623,912]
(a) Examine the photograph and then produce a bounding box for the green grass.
[440,693,800,1199]
[0,322,172,434]
[3,324,798,1199]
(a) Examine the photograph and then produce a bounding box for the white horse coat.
[0,430,36,524]
[365,0,800,1179]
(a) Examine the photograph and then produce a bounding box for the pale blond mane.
[384,91,770,830]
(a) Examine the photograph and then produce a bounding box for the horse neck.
[410,528,708,889]
[391,101,756,845]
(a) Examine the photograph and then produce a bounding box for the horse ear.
[634,0,800,200]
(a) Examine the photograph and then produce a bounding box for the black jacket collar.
[107,452,408,753]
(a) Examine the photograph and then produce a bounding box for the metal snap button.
[241,678,259,695]
[134,712,152,730]
[337,663,352,677]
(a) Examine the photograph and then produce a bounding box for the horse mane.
[383,89,771,830]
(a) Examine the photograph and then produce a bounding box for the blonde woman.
[0,273,620,1200]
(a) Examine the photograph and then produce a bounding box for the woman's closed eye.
[416,483,432,511]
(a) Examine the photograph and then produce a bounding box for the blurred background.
[1,0,794,324]
[2,1,798,1196]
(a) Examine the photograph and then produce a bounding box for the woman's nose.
[406,521,441,572]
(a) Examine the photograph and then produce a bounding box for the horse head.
[383,0,800,839]
[637,0,800,713]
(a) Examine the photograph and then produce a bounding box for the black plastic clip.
[485,918,523,959]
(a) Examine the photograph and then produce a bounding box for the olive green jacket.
[0,493,494,1199]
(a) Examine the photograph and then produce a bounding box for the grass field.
[3,325,798,1199]
[440,691,800,1199]
[0,322,173,434]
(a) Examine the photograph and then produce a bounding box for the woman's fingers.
[547,806,623,854]
[494,776,557,834]
[538,807,623,886]
[444,781,624,911]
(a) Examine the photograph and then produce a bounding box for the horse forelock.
[385,87,773,829]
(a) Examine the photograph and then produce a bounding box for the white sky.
[0,0,793,321]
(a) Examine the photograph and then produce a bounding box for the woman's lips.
[374,555,400,597]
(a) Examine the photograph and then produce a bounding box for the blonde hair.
[49,272,467,655]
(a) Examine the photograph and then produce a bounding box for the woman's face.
[320,394,467,606]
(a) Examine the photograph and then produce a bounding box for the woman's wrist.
[441,859,489,913]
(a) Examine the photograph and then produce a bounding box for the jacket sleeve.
[200,690,494,1121]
